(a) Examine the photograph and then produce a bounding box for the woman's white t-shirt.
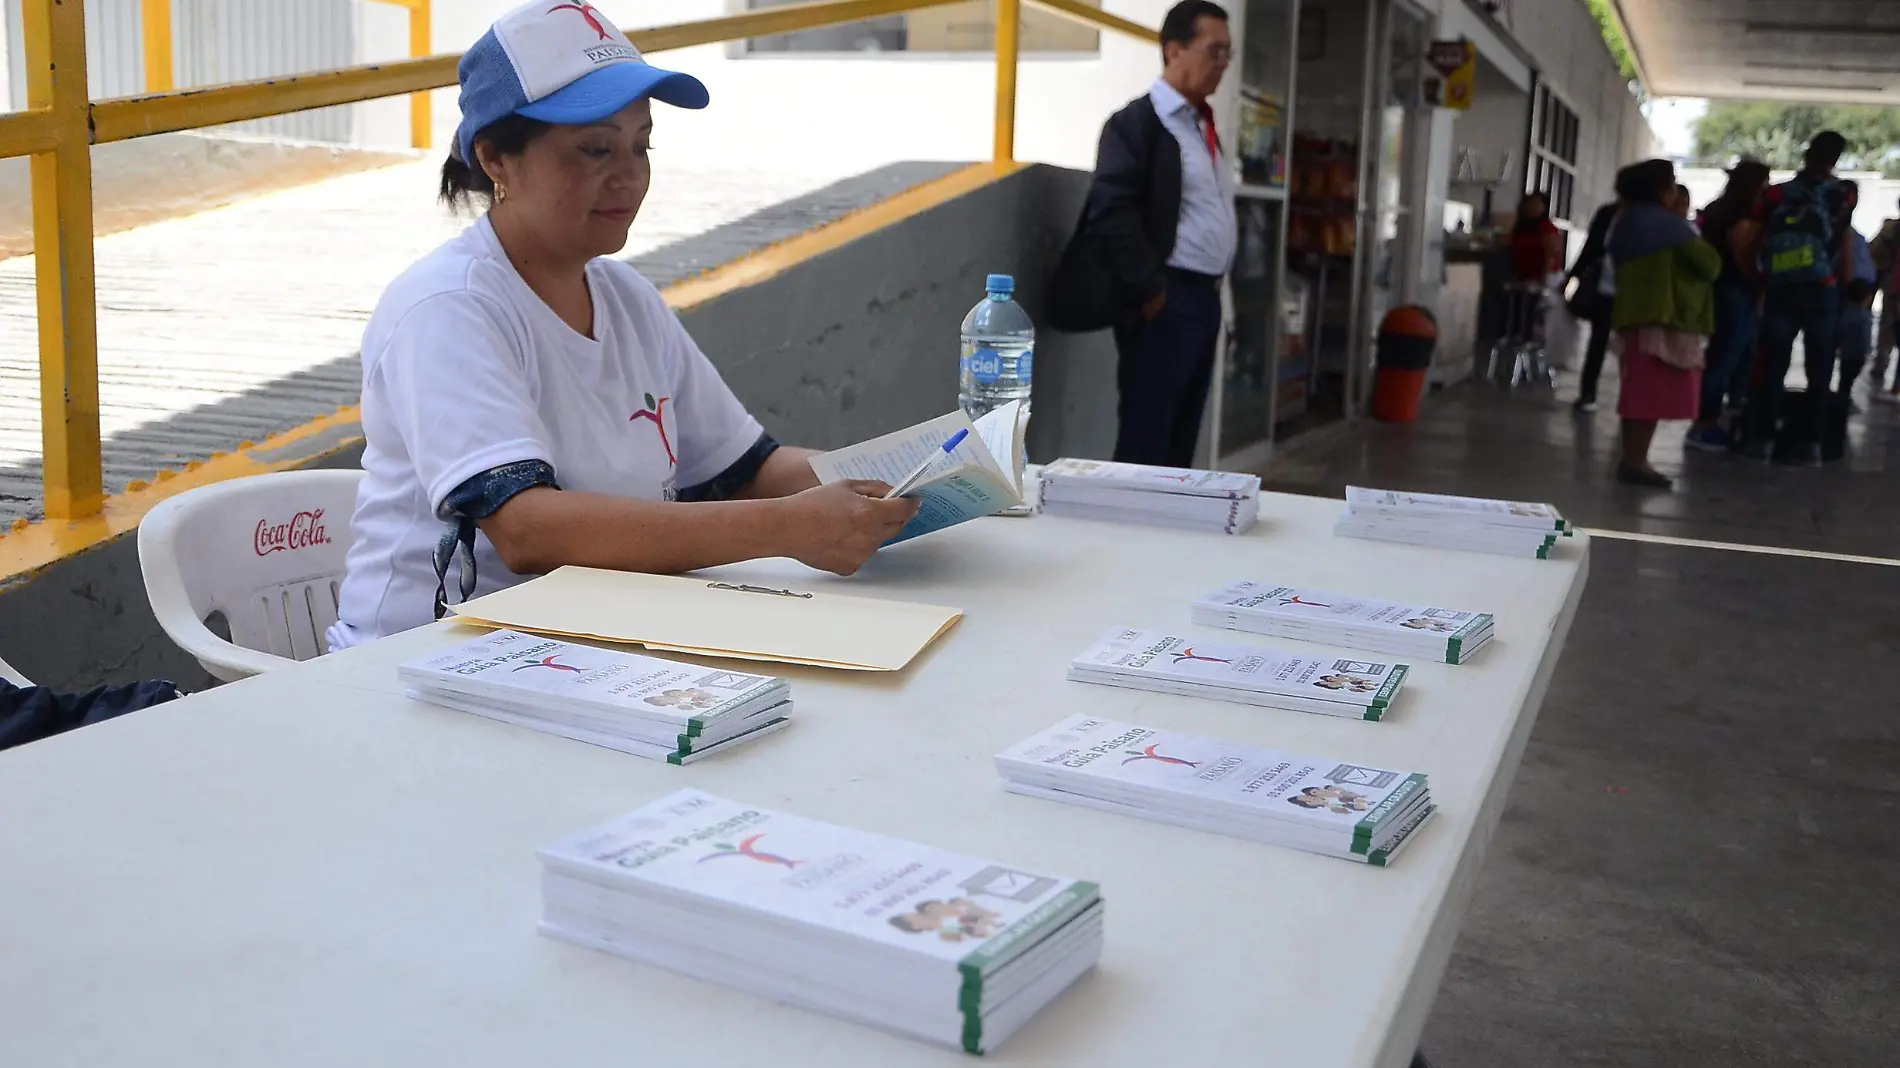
[327,216,763,649]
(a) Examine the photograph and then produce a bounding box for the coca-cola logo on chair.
[255,509,332,556]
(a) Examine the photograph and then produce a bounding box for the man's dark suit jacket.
[1048,94,1184,332]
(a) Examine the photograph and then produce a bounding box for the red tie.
[1195,102,1221,161]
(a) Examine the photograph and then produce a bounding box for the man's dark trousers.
[1746,283,1839,448]
[1112,268,1222,467]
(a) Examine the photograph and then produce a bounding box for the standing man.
[1050,0,1235,467]
[1739,131,1855,465]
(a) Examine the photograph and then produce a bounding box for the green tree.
[1694,102,1900,171]
[1583,0,1639,84]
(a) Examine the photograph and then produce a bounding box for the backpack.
[1761,179,1835,286]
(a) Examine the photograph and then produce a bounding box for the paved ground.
[0,158,961,522]
[1264,365,1900,1067]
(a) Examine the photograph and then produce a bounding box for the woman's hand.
[779,480,923,576]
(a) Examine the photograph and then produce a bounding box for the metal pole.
[141,0,173,92]
[1342,0,1383,423]
[409,0,433,150]
[994,0,1020,163]
[25,0,104,520]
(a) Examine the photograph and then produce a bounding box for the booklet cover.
[539,789,1099,981]
[996,715,1429,856]
[810,402,1026,544]
[401,630,784,732]
[1333,518,1562,558]
[1040,458,1260,500]
[1195,581,1492,646]
[1070,627,1409,711]
[1344,486,1566,531]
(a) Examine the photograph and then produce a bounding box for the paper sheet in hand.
[809,402,1026,544]
[448,567,962,672]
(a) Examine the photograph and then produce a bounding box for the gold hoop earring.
[494,183,508,205]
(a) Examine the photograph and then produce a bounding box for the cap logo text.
[585,43,635,63]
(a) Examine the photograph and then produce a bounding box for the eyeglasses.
[1188,44,1234,61]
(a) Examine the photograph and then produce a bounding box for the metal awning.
[1614,0,1900,102]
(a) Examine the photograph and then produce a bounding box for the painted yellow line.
[0,160,1029,584]
[1578,527,1900,568]
[0,408,366,580]
[664,161,1022,312]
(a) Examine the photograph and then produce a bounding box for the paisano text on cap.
[454,1,710,165]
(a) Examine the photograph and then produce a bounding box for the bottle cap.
[986,273,1015,294]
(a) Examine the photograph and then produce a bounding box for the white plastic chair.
[138,469,363,683]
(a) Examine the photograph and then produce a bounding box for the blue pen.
[884,428,970,499]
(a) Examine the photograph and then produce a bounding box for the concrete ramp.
[0,160,964,523]
[0,132,416,261]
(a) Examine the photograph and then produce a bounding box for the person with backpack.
[1738,131,1856,465]
[1868,199,1900,403]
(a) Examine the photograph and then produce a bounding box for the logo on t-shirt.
[253,508,332,556]
[630,392,676,467]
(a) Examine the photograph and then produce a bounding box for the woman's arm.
[1679,238,1722,283]
[733,446,822,499]
[1543,229,1566,275]
[1727,220,1762,287]
[478,480,917,579]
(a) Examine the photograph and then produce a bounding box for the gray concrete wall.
[0,163,1117,692]
[682,163,1119,463]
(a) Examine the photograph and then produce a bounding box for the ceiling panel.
[1614,0,1900,101]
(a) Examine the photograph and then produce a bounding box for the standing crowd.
[1562,132,1897,488]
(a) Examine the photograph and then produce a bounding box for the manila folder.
[447,566,963,672]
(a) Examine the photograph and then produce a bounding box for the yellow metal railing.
[5,0,1156,521]
[137,0,436,148]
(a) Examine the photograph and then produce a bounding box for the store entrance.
[1281,0,1428,441]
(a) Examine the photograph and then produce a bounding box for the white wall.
[353,0,414,148]
[422,0,1179,175]
[1473,0,1659,224]
[1444,53,1530,222]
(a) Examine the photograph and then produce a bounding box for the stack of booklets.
[1037,458,1260,534]
[1193,580,1494,665]
[399,631,792,764]
[1333,486,1570,558]
[538,789,1103,1053]
[1068,627,1409,721]
[997,715,1435,865]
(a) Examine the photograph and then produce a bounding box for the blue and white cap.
[454,1,709,165]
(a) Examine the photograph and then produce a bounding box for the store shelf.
[1236,183,1289,201]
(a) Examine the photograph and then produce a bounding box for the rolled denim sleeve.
[438,459,560,521]
[678,432,781,503]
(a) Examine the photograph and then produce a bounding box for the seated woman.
[328,3,919,650]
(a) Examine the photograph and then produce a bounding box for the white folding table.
[0,491,1587,1067]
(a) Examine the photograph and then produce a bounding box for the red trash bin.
[1371,305,1438,423]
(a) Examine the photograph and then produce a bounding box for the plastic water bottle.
[959,274,1034,493]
